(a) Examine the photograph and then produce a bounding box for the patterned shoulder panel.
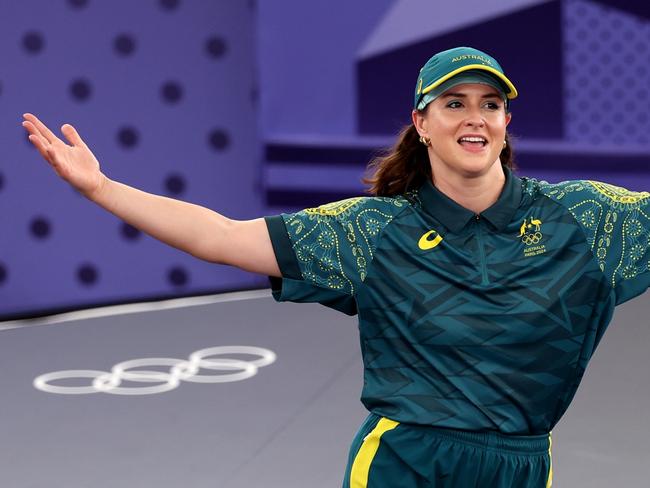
[283,195,411,295]
[539,179,650,299]
[520,176,543,199]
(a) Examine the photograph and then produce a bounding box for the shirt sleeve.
[545,180,650,305]
[264,196,406,315]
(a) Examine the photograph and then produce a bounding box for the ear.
[412,109,428,136]
[505,111,512,127]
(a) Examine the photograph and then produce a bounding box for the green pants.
[343,414,552,487]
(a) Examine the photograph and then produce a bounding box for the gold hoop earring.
[419,136,431,147]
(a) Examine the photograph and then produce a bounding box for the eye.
[446,100,463,109]
[483,101,502,110]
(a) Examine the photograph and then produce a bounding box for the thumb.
[61,124,86,148]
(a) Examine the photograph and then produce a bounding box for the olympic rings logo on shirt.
[33,346,276,396]
[521,231,542,245]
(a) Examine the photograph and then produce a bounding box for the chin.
[454,159,496,177]
[432,149,502,178]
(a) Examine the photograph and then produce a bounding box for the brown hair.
[363,124,516,197]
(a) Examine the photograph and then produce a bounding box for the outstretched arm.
[22,113,281,277]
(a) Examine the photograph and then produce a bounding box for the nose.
[463,106,485,127]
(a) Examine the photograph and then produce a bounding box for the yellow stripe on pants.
[350,417,400,488]
[546,432,553,488]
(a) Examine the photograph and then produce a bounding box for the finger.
[22,113,60,145]
[39,140,69,177]
[23,113,57,144]
[22,120,42,138]
[61,124,86,148]
[27,134,53,162]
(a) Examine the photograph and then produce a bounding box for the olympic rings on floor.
[33,346,277,396]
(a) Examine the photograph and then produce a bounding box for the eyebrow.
[441,92,502,99]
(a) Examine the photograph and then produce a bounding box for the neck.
[431,162,506,215]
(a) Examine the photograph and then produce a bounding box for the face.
[412,83,512,178]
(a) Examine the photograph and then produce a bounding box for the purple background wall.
[263,0,650,210]
[565,0,650,146]
[1,0,649,319]
[257,0,394,137]
[0,1,262,319]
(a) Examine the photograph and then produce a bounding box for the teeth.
[459,137,486,143]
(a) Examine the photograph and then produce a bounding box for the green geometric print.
[265,173,649,435]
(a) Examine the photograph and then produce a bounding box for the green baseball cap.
[414,46,518,111]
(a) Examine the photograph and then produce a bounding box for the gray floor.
[0,289,648,487]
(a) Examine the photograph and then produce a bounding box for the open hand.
[22,113,106,199]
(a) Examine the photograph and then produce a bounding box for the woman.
[23,47,649,487]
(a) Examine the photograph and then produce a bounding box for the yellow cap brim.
[421,64,518,100]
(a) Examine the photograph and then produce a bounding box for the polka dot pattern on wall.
[159,0,180,11]
[77,263,99,286]
[70,78,93,102]
[120,222,141,241]
[168,266,189,287]
[165,173,186,196]
[161,81,183,104]
[22,31,45,54]
[68,0,89,9]
[564,0,650,145]
[114,34,136,56]
[3,1,257,317]
[117,126,139,149]
[30,216,51,239]
[208,129,230,151]
[205,36,228,59]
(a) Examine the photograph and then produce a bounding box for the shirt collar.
[416,166,523,233]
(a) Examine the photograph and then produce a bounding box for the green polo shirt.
[265,167,650,434]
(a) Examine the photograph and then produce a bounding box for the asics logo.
[418,230,443,250]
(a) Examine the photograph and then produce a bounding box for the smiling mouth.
[458,136,487,147]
